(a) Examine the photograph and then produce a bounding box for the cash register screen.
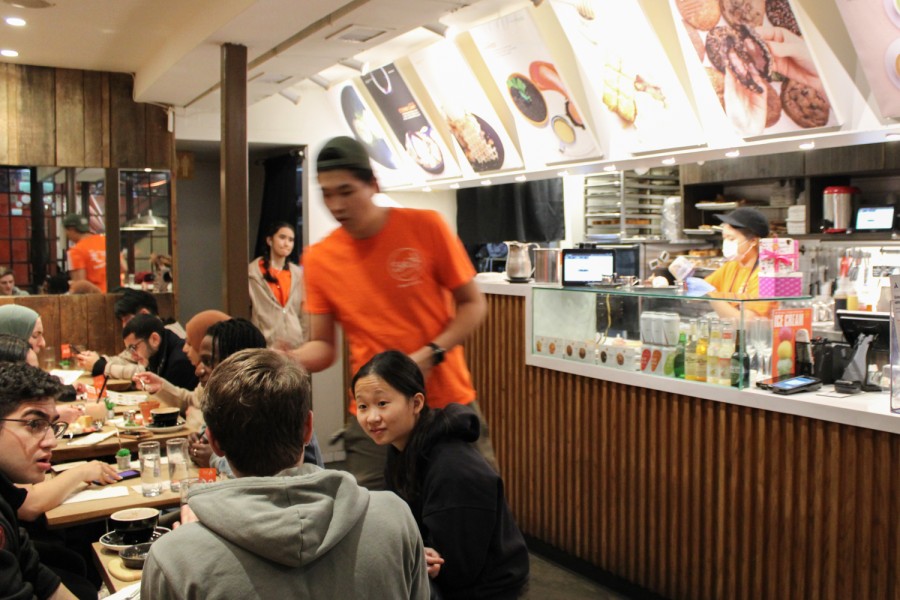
[561,250,615,286]
[854,205,894,231]
[836,310,890,352]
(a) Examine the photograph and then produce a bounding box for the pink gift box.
[759,238,799,275]
[759,273,803,297]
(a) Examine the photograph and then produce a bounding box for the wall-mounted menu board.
[408,41,523,175]
[361,64,461,181]
[468,8,602,167]
[547,0,704,155]
[669,0,839,138]
[328,81,412,188]
[834,0,900,119]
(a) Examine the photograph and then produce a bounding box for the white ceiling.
[0,0,518,110]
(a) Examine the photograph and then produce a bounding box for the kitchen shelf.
[583,168,679,241]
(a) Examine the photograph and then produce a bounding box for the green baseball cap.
[62,214,90,233]
[316,136,373,173]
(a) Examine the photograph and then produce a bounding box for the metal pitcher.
[504,241,537,281]
[533,248,561,284]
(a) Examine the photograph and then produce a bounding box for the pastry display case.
[530,284,812,389]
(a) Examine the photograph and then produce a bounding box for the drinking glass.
[138,441,162,497]
[166,438,189,492]
[749,318,773,379]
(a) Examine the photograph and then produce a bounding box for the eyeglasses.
[0,418,68,438]
[127,339,146,353]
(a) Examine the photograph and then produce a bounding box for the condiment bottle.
[731,328,750,388]
[695,318,709,383]
[674,324,688,380]
[833,277,850,329]
[707,318,721,384]
[684,319,698,381]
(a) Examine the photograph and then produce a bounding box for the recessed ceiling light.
[421,186,432,192]
[603,165,617,172]
[449,183,460,189]
[480,179,492,186]
[799,141,815,150]
[725,150,740,158]
[514,175,527,182]
[143,167,152,173]
[886,132,900,141]
[5,17,25,26]
[0,49,18,57]
[556,170,568,177]
[661,157,676,165]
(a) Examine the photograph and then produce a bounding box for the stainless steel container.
[533,248,561,284]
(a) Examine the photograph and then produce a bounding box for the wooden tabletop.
[92,542,141,594]
[45,468,192,528]
[53,423,197,462]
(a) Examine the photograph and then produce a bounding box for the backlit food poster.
[669,0,839,138]
[361,64,461,180]
[548,0,704,154]
[835,0,900,118]
[408,41,523,175]
[467,9,602,167]
[328,81,412,189]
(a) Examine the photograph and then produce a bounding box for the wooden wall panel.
[0,64,9,164]
[54,69,85,167]
[465,295,900,600]
[15,65,55,165]
[145,104,171,170]
[109,72,145,169]
[81,70,106,167]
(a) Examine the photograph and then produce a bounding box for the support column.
[220,43,250,318]
[104,168,120,292]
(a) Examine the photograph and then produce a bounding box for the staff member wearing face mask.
[705,207,771,320]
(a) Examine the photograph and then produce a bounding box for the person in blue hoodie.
[353,350,529,600]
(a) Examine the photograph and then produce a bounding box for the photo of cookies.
[675,0,721,31]
[670,0,837,136]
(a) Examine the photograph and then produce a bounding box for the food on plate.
[552,116,576,145]
[765,0,800,35]
[706,26,734,73]
[603,58,637,124]
[549,342,557,354]
[507,74,548,126]
[781,79,830,128]
[579,347,587,359]
[404,129,444,174]
[536,340,543,352]
[566,345,573,357]
[706,67,726,109]
[684,21,706,62]
[77,414,93,429]
[447,113,501,171]
[675,0,721,31]
[764,80,781,127]
[720,0,765,28]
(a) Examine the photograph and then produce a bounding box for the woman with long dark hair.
[352,350,529,599]
[248,221,305,349]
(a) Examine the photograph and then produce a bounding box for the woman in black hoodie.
[352,350,529,599]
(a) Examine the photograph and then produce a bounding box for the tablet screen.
[855,206,894,231]
[562,251,615,285]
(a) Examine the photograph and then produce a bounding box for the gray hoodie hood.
[186,464,369,568]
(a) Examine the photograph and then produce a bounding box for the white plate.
[885,0,900,29]
[885,38,900,90]
[99,527,170,552]
[106,391,147,406]
[112,419,146,431]
[145,419,186,434]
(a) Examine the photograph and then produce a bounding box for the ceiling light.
[0,49,18,57]
[725,150,740,158]
[5,17,25,26]
[514,175,527,182]
[556,170,568,177]
[449,183,460,189]
[661,157,676,165]
[480,179,492,186]
[3,0,54,8]
[423,23,449,37]
[603,165,617,172]
[122,210,168,231]
[886,132,900,141]
[422,186,432,192]
[143,167,152,173]
[308,74,330,91]
[799,141,815,150]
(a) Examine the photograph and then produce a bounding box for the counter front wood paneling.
[466,294,900,600]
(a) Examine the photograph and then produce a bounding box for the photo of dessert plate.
[340,85,399,169]
[448,113,505,172]
[885,38,900,89]
[404,129,445,175]
[506,73,549,127]
[884,0,900,30]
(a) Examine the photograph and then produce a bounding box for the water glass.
[179,477,200,506]
[138,441,162,497]
[166,438,189,492]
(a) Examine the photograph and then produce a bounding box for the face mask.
[722,239,740,260]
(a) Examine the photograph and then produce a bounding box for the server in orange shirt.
[62,214,107,292]
[705,207,772,319]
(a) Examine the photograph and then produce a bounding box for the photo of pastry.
[671,0,837,136]
[404,129,445,174]
[446,112,505,172]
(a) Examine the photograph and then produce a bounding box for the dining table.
[92,542,140,595]
[52,421,198,462]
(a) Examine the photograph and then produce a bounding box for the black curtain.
[455,179,565,244]
[253,153,302,263]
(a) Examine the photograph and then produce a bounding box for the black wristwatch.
[428,342,446,366]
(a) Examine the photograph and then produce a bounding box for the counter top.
[474,273,533,296]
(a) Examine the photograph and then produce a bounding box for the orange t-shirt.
[303,208,477,413]
[259,260,291,307]
[705,260,771,316]
[68,234,107,292]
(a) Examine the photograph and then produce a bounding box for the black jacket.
[149,328,198,391]
[387,403,529,600]
[0,472,61,599]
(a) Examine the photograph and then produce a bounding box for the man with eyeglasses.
[0,362,80,599]
[122,314,198,392]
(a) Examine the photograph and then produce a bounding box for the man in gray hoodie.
[142,349,429,599]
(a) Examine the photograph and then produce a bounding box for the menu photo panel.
[328,81,413,189]
[835,0,900,119]
[668,0,840,139]
[546,0,705,155]
[408,41,524,176]
[361,63,461,181]
[467,8,602,168]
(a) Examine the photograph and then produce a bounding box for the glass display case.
[531,285,812,389]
